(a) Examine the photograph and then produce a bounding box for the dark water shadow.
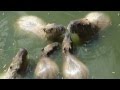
[23,58,37,79]
[72,33,100,55]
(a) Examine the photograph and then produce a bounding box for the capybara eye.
[10,66,12,69]
[50,28,53,31]
[43,28,46,32]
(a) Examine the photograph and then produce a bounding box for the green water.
[0,11,120,79]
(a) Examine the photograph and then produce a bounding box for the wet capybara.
[34,42,59,79]
[67,12,111,42]
[62,33,89,79]
[43,23,66,42]
[2,48,28,79]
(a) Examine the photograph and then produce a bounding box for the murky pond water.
[0,11,120,79]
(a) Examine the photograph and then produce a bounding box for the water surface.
[0,11,120,79]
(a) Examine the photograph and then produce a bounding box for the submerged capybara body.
[35,57,59,79]
[2,48,28,79]
[67,12,111,42]
[62,33,89,79]
[34,42,59,79]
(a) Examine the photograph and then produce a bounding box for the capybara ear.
[41,48,44,52]
[43,28,46,32]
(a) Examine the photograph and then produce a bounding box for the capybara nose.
[17,48,28,59]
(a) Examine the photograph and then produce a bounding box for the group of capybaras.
[1,12,111,79]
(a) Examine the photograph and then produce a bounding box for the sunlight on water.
[15,15,46,39]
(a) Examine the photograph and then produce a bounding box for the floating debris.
[102,35,105,38]
[118,13,120,16]
[3,64,6,68]
[118,24,120,26]
[112,72,115,74]
[84,48,88,52]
